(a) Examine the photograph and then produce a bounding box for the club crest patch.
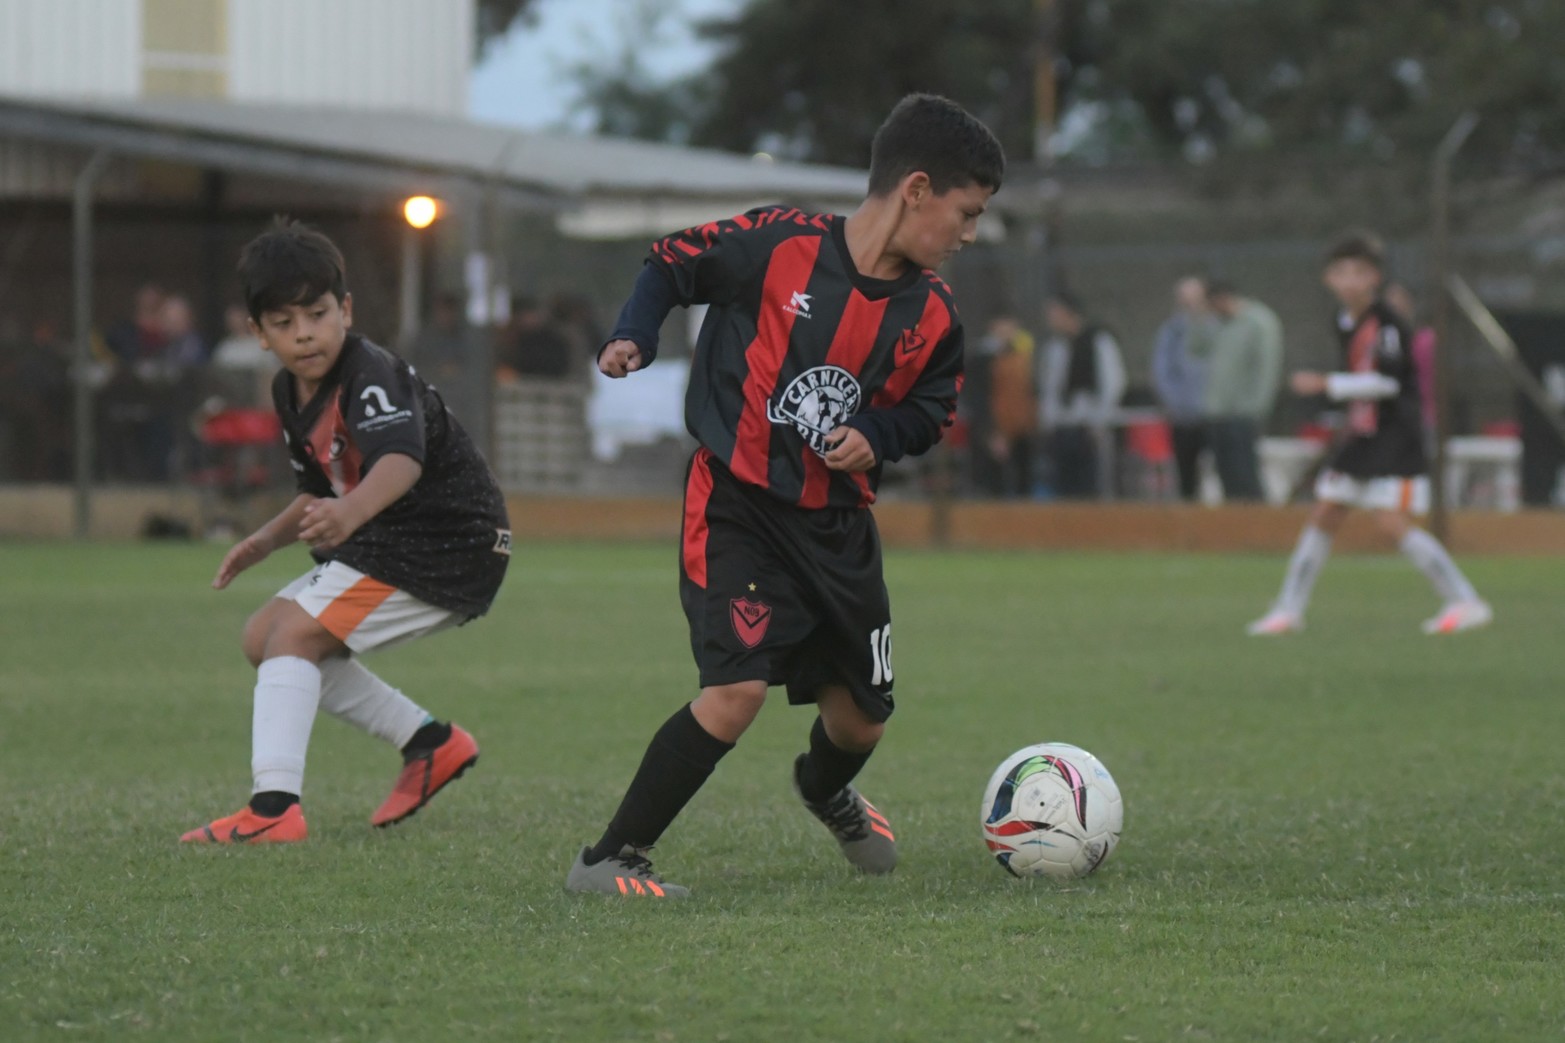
[765,365,862,456]
[730,597,772,649]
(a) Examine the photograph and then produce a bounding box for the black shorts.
[678,449,895,722]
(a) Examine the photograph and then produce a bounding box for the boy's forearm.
[252,494,315,551]
[603,264,681,367]
[336,454,423,528]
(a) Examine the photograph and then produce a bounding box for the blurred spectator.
[210,303,272,408]
[157,295,208,372]
[411,291,471,382]
[549,291,605,381]
[496,294,573,380]
[1150,276,1213,501]
[1038,290,1126,499]
[1385,280,1437,436]
[104,283,166,364]
[99,285,168,481]
[412,290,487,425]
[967,313,1037,498]
[1190,280,1283,502]
[0,317,72,480]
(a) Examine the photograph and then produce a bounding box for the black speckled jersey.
[1328,300,1426,478]
[272,333,510,617]
[645,207,964,509]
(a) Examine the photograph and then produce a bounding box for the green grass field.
[2,539,1562,1042]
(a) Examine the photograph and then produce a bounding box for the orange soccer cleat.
[181,803,308,844]
[370,724,479,827]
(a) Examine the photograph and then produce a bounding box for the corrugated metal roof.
[0,94,868,205]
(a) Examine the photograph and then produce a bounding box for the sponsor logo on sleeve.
[356,385,414,432]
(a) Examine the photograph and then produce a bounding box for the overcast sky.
[469,0,743,132]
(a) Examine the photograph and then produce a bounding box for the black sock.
[248,791,300,817]
[795,716,874,804]
[402,720,451,757]
[584,703,735,864]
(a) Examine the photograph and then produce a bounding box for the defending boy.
[567,94,1004,896]
[182,219,510,843]
[1247,231,1491,637]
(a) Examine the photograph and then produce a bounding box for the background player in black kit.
[1247,231,1491,637]
[567,95,1004,897]
[182,220,511,844]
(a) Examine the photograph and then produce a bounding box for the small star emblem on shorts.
[748,582,756,591]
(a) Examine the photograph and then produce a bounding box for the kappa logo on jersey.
[766,365,862,456]
[356,385,414,432]
[328,434,347,461]
[783,290,813,318]
[894,324,926,365]
[730,597,772,648]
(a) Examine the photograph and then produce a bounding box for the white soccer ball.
[981,742,1123,879]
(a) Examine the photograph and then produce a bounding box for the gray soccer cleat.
[565,845,690,898]
[792,755,898,875]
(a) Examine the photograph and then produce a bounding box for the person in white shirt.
[1038,290,1126,498]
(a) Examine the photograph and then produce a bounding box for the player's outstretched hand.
[599,339,643,378]
[299,498,362,552]
[823,427,877,472]
[213,534,272,590]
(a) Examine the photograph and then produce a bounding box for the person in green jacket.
[1189,280,1283,501]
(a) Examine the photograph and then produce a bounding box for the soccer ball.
[981,742,1123,879]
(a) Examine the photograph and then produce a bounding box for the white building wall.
[0,0,471,114]
[0,0,141,99]
[227,0,471,116]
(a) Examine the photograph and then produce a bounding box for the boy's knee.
[1375,511,1411,540]
[817,688,884,751]
[831,717,884,753]
[241,611,274,667]
[691,681,767,742]
[707,682,767,716]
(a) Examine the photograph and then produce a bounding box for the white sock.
[1275,525,1332,617]
[1400,529,1479,604]
[318,657,429,750]
[252,656,322,796]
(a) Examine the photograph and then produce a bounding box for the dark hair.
[1325,229,1386,270]
[237,217,347,320]
[867,94,1005,197]
[1206,279,1239,298]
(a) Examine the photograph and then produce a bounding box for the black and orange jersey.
[611,206,965,509]
[273,334,509,617]
[1329,300,1426,478]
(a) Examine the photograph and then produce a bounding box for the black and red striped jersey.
[618,206,965,509]
[272,334,509,617]
[1329,300,1426,478]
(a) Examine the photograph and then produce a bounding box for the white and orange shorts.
[1314,470,1430,514]
[278,562,461,654]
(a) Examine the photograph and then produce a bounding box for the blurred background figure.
[412,290,485,426]
[548,291,605,385]
[966,312,1037,499]
[496,294,574,381]
[0,317,72,481]
[1191,280,1284,502]
[1038,290,1125,499]
[210,303,272,409]
[1150,276,1213,502]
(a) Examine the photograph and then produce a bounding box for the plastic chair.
[1122,419,1176,499]
[188,408,285,534]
